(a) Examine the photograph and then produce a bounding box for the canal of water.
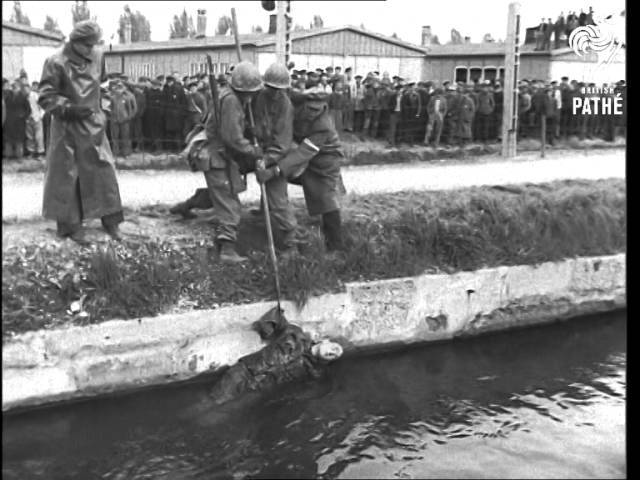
[3,311,626,479]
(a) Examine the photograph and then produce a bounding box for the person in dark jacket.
[400,83,421,144]
[492,82,504,141]
[443,86,460,145]
[456,88,475,146]
[260,88,346,251]
[109,80,137,157]
[163,75,187,151]
[3,80,31,160]
[184,80,207,139]
[476,81,495,143]
[424,87,447,147]
[362,79,381,138]
[144,79,165,151]
[130,78,147,153]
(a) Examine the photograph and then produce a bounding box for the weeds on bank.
[2,179,626,338]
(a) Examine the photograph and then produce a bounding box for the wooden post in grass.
[501,2,521,159]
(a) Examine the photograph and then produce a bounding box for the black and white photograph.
[2,0,626,478]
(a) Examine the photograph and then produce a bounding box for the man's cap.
[326,66,334,70]
[151,79,162,86]
[315,68,324,73]
[69,20,102,44]
[561,76,569,81]
[298,69,307,74]
[166,75,176,82]
[137,76,148,83]
[392,75,399,80]
[344,67,352,72]
[335,66,342,70]
[354,74,363,79]
[156,75,165,81]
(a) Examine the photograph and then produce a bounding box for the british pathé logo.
[568,11,625,68]
[572,86,623,115]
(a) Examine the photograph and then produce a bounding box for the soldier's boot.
[218,241,248,264]
[322,210,343,252]
[169,201,197,219]
[104,224,123,241]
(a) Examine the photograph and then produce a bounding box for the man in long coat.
[38,20,124,244]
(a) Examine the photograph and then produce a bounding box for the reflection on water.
[3,311,626,479]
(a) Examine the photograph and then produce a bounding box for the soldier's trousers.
[387,112,399,145]
[25,117,45,155]
[424,113,444,146]
[353,110,365,132]
[363,109,380,138]
[201,168,296,243]
[110,121,131,156]
[131,117,144,151]
[476,113,493,142]
[343,105,354,131]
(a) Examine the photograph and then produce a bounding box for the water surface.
[2,311,626,479]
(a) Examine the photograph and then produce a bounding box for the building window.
[469,67,483,83]
[129,63,152,80]
[219,62,229,74]
[455,67,468,83]
[190,62,209,76]
[483,67,497,82]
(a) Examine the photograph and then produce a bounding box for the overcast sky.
[3,0,625,45]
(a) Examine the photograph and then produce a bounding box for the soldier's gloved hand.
[255,165,280,184]
[60,105,93,121]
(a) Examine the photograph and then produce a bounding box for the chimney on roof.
[421,26,432,46]
[123,18,132,44]
[196,9,207,38]
[464,36,471,44]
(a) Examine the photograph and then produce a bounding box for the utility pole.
[502,2,521,158]
[275,0,291,65]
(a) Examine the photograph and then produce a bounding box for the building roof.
[106,25,426,55]
[2,20,65,42]
[424,42,559,57]
[256,25,427,54]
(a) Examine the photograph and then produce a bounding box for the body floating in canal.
[208,307,343,405]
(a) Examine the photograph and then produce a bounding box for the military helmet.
[230,61,263,92]
[263,63,290,89]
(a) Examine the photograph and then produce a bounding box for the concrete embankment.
[2,253,625,412]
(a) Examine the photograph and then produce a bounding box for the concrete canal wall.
[2,253,626,412]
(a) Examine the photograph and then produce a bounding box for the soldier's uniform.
[163,79,187,151]
[271,90,345,251]
[252,85,298,243]
[443,88,460,145]
[200,85,261,249]
[109,83,137,157]
[130,84,146,152]
[456,92,475,146]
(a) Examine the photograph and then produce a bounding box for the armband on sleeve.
[279,138,320,179]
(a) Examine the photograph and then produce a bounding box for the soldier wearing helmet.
[258,88,346,252]
[173,61,265,263]
[251,63,299,252]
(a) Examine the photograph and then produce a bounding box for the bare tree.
[71,0,92,25]
[118,5,151,43]
[431,34,441,45]
[391,32,398,39]
[10,1,31,26]
[312,15,324,28]
[44,15,62,34]
[170,8,195,39]
[216,15,231,35]
[293,23,305,31]
[449,28,463,44]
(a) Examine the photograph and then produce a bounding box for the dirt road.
[2,148,625,221]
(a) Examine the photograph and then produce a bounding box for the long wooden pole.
[502,2,521,158]
[230,7,283,314]
[230,8,243,63]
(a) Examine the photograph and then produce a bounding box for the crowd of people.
[534,7,597,51]
[2,61,626,162]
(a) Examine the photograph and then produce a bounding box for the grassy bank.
[2,179,625,338]
[2,135,626,173]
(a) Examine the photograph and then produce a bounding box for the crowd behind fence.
[2,65,627,162]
